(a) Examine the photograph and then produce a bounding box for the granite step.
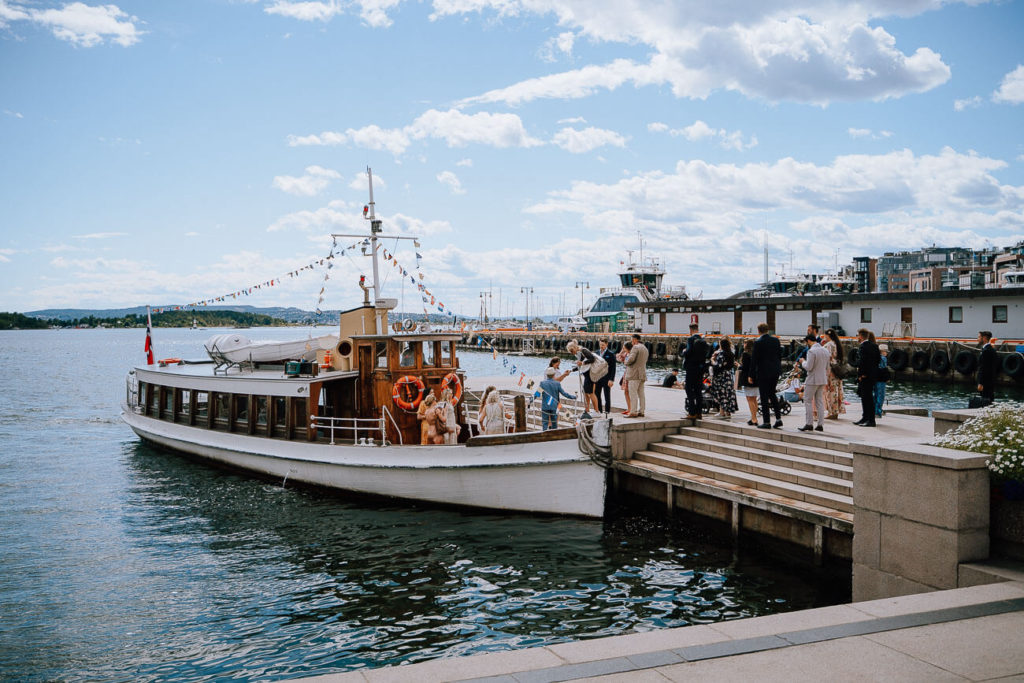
[633,448,854,513]
[693,419,853,454]
[668,432,854,478]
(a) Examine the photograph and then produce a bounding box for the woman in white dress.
[480,390,506,435]
[438,388,461,445]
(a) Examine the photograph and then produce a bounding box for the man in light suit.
[797,333,829,432]
[623,333,649,417]
[749,322,783,429]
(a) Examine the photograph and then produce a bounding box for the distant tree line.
[1,310,290,329]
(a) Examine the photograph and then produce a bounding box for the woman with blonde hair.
[438,387,460,445]
[480,390,507,435]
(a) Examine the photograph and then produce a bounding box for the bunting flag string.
[473,334,536,392]
[148,240,364,315]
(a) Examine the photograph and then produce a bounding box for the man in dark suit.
[854,328,880,427]
[681,323,709,418]
[595,338,617,415]
[976,330,997,402]
[748,322,783,428]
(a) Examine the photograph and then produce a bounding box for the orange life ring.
[158,357,182,365]
[392,375,425,411]
[440,372,463,404]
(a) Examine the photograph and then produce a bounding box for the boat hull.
[121,408,607,517]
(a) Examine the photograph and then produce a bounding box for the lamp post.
[520,287,533,328]
[575,281,590,316]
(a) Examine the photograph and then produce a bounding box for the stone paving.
[293,567,1024,682]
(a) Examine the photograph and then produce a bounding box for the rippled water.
[1,327,853,682]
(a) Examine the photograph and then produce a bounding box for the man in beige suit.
[623,333,649,417]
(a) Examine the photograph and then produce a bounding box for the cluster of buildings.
[852,241,1024,294]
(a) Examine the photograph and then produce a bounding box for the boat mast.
[331,167,419,335]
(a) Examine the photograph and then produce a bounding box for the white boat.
[121,169,607,518]
[203,332,336,365]
[583,240,688,331]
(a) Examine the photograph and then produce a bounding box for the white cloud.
[288,108,542,156]
[954,95,983,111]
[264,0,343,22]
[0,248,14,262]
[26,2,144,47]
[847,127,894,139]
[3,109,23,118]
[437,170,466,194]
[451,3,953,108]
[993,64,1024,104]
[558,116,587,124]
[551,126,626,153]
[348,171,384,190]
[272,165,341,196]
[268,199,358,232]
[74,232,127,239]
[651,120,758,151]
[456,158,473,167]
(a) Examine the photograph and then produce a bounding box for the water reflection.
[111,441,846,681]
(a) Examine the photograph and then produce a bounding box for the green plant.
[933,402,1024,482]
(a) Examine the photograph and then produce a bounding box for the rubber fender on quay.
[1003,352,1024,378]
[953,350,978,375]
[656,342,667,357]
[888,348,908,371]
[930,350,950,374]
[910,350,930,372]
[847,347,861,368]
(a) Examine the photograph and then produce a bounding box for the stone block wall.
[852,440,990,601]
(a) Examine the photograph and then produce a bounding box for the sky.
[2,0,1023,320]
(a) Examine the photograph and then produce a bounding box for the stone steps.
[668,432,853,480]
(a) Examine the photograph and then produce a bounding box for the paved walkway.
[294,565,1024,682]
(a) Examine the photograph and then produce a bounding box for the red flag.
[144,306,154,365]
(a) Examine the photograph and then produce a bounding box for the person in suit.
[681,323,709,418]
[854,328,880,427]
[797,333,829,432]
[977,330,997,401]
[595,338,617,415]
[623,333,649,417]
[749,322,783,429]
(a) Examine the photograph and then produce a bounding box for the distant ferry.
[583,248,687,330]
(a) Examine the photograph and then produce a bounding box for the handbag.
[588,355,608,383]
[830,361,848,379]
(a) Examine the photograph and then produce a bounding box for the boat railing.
[311,409,397,446]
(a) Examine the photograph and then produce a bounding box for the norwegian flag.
[144,306,154,365]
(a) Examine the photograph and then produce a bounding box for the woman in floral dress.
[710,338,738,418]
[823,328,846,419]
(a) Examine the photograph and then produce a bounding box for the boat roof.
[133,362,359,396]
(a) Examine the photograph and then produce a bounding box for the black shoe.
[773,420,783,429]
[858,422,876,427]
[853,419,866,426]
[798,425,813,432]
[814,425,823,432]
[746,420,757,426]
[757,423,771,429]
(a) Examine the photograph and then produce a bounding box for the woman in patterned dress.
[710,337,738,418]
[823,328,846,419]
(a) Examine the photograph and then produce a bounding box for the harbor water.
[0,327,1014,682]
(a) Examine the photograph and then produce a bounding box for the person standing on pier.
[977,330,997,403]
[749,322,783,429]
[738,340,759,425]
[798,333,829,432]
[709,337,738,419]
[823,329,846,420]
[875,344,889,418]
[623,334,648,418]
[617,341,633,415]
[682,323,709,418]
[596,338,617,416]
[540,366,576,430]
[854,328,880,427]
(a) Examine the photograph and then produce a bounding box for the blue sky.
[2,0,1023,319]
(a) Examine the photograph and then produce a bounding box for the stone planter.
[991,481,1024,560]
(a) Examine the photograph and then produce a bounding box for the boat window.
[161,387,173,418]
[292,398,307,434]
[399,340,416,368]
[993,305,1008,324]
[422,340,435,366]
[590,294,639,313]
[375,341,388,369]
[180,389,191,417]
[195,391,209,419]
[213,393,230,428]
[441,340,454,366]
[255,396,268,426]
[234,395,249,425]
[272,396,287,437]
[949,306,963,323]
[860,308,872,323]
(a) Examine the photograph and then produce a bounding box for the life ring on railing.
[440,372,463,404]
[401,318,415,331]
[158,357,182,365]
[1003,352,1024,378]
[888,348,908,371]
[392,375,425,411]
[953,350,977,375]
